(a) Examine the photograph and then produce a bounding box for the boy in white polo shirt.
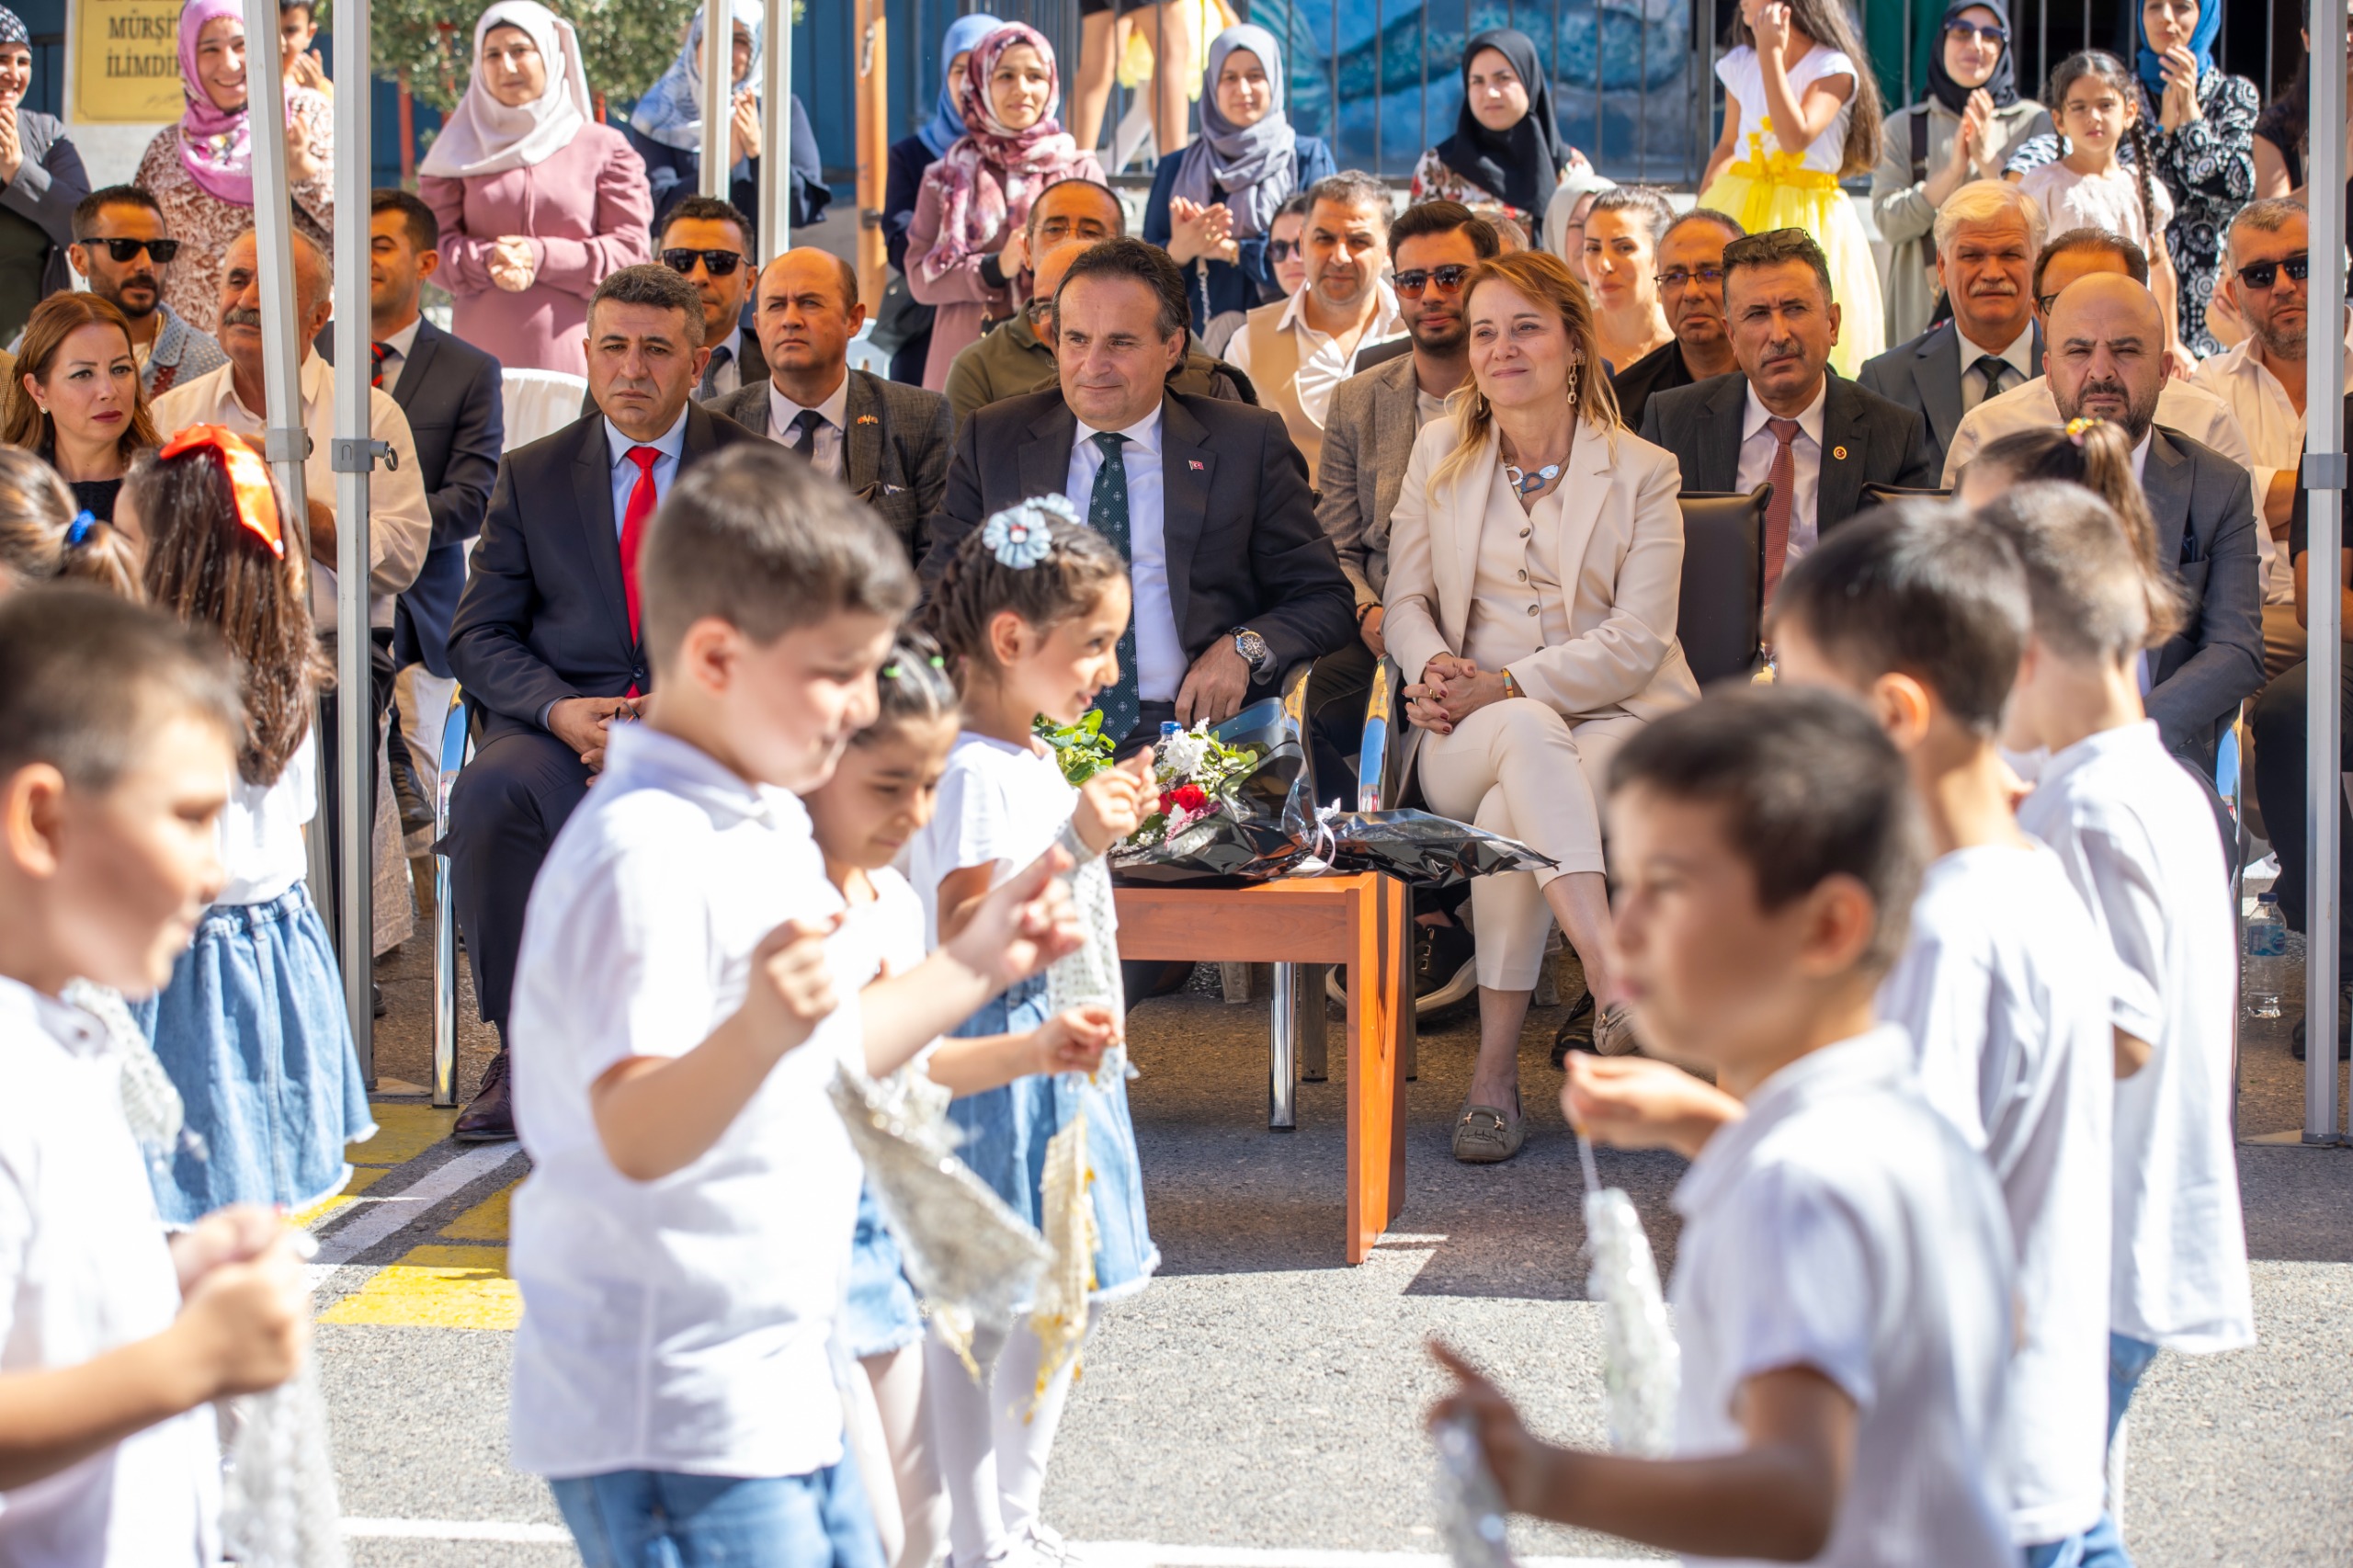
[1772,507,2119,1563]
[1437,686,2017,1568]
[1981,481,2256,1565]
[0,590,310,1568]
[506,447,1085,1568]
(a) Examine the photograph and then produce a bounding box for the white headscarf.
[418,1,591,180]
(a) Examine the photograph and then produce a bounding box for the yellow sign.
[75,0,186,125]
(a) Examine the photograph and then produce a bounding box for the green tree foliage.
[326,0,704,114]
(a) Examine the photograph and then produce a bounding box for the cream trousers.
[1415,698,1643,992]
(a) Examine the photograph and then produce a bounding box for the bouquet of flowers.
[1030,715,1268,850]
[1036,709,1115,787]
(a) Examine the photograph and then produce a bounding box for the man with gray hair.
[1859,179,2046,476]
[1229,170,1404,483]
[2193,197,2347,676]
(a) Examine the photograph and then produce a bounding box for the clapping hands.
[2157,44,2201,130]
[1167,197,1239,267]
[729,89,760,169]
[489,234,538,293]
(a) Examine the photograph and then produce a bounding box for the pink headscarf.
[917,23,1093,281]
[174,0,286,206]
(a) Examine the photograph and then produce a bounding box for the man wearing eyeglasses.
[66,184,224,400]
[1609,208,1745,430]
[2193,199,2351,679]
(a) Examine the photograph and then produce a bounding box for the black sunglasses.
[92,237,180,264]
[1392,264,1472,298]
[2235,254,2310,291]
[1267,238,1301,263]
[1945,21,2009,44]
[660,247,745,278]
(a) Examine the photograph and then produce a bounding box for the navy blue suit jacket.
[383,319,505,677]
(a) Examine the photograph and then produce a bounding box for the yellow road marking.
[316,1243,520,1331]
[351,1104,459,1167]
[440,1178,517,1243]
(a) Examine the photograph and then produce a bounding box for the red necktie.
[1761,416,1802,607]
[369,341,390,389]
[619,447,660,693]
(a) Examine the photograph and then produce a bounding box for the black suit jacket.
[2142,425,2265,769]
[1638,370,1936,530]
[1856,320,2043,479]
[1608,338,1702,434]
[702,368,953,558]
[448,404,767,734]
[920,389,1357,682]
[381,320,505,678]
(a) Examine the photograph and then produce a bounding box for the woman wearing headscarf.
[1143,23,1335,336]
[627,0,829,234]
[1409,28,1588,230]
[881,10,1002,385]
[906,22,1104,391]
[418,1,653,378]
[134,0,332,336]
[0,6,88,346]
[2002,0,2256,358]
[1870,2,2050,344]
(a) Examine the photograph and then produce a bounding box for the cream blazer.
[1382,413,1699,772]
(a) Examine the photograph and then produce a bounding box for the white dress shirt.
[1735,376,1828,560]
[1065,404,1186,702]
[767,369,850,482]
[604,404,690,540]
[1940,373,2254,487]
[702,324,746,398]
[151,352,432,634]
[371,314,424,398]
[1956,324,2037,415]
[1227,280,1405,429]
[2190,318,2353,604]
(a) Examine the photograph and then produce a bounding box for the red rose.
[1165,783,1209,814]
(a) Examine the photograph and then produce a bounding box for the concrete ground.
[319,878,2353,1566]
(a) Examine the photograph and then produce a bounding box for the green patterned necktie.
[1086,430,1140,742]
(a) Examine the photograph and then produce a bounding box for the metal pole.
[700,0,731,199]
[761,0,792,259]
[1903,0,1914,108]
[2305,0,2345,1143]
[329,0,376,1077]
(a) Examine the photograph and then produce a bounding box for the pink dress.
[421,123,654,378]
[906,153,1104,391]
[135,86,335,337]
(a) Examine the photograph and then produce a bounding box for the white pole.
[330,0,378,1073]
[2305,0,2345,1143]
[760,0,791,259]
[699,0,730,199]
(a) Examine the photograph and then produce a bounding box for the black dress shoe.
[372,982,387,1019]
[1549,991,1597,1066]
[452,1050,517,1142]
[391,756,434,837]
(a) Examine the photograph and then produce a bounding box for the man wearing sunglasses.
[66,184,223,401]
[2194,199,2351,680]
[656,195,762,402]
[1610,208,1745,430]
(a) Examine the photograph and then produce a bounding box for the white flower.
[1157,727,1209,778]
[981,496,1069,569]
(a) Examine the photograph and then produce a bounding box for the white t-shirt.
[838,867,928,985]
[1876,846,2117,1545]
[214,732,318,907]
[0,978,221,1567]
[506,723,864,1481]
[2018,721,2256,1352]
[904,732,1080,945]
[1715,45,1858,174]
[2017,159,2176,256]
[1671,1026,2016,1568]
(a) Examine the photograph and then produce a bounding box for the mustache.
[2078,375,2130,400]
[220,305,261,330]
[1968,278,2018,295]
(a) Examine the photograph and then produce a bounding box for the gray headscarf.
[0,7,27,46]
[1171,24,1297,241]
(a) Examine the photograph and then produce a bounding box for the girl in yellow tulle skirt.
[1699,0,1888,377]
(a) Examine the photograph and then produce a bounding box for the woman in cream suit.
[1384,249,1699,1164]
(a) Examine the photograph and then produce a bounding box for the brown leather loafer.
[452,1049,517,1143]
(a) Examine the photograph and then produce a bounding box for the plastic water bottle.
[2245,892,2288,1019]
[1159,720,1181,748]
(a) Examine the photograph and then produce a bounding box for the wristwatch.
[1231,627,1272,676]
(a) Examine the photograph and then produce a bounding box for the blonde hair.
[1434,251,1621,493]
[2,292,159,465]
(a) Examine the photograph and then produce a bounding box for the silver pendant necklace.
[1502,460,1561,497]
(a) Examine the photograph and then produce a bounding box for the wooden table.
[1115,873,1411,1264]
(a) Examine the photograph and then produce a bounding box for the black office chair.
[1676,486,1770,686]
[1857,483,1952,510]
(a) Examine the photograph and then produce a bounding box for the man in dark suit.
[1640,229,1935,602]
[578,195,769,421]
[444,264,765,1141]
[366,189,505,836]
[1858,180,2044,478]
[704,246,951,558]
[923,237,1356,750]
[2044,274,2263,777]
[1609,208,1744,430]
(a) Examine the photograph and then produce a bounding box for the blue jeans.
[2025,1336,2162,1568]
[551,1461,885,1568]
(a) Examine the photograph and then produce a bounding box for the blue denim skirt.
[842,1183,924,1358]
[132,882,376,1225]
[945,976,1158,1300]
[551,1460,884,1568]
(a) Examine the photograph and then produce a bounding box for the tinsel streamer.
[1431,1410,1517,1568]
[61,978,203,1169]
[221,1346,348,1568]
[1046,830,1123,1033]
[1575,1133,1679,1456]
[1028,1102,1096,1415]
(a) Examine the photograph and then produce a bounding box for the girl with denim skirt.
[907,504,1158,1568]
[125,427,374,1225]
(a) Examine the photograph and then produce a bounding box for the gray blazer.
[1316,351,1421,609]
[2143,424,2265,773]
[704,367,954,559]
[1638,370,1936,530]
[1857,319,2044,481]
[2,111,89,309]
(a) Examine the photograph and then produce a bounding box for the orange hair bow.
[159,424,285,559]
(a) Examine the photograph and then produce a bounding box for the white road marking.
[305,1144,522,1290]
[343,1517,570,1542]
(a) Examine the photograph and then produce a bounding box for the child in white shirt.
[1441,684,2017,1567]
[505,449,1090,1568]
[1772,505,2119,1558]
[1981,480,2256,1558]
[0,589,309,1568]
